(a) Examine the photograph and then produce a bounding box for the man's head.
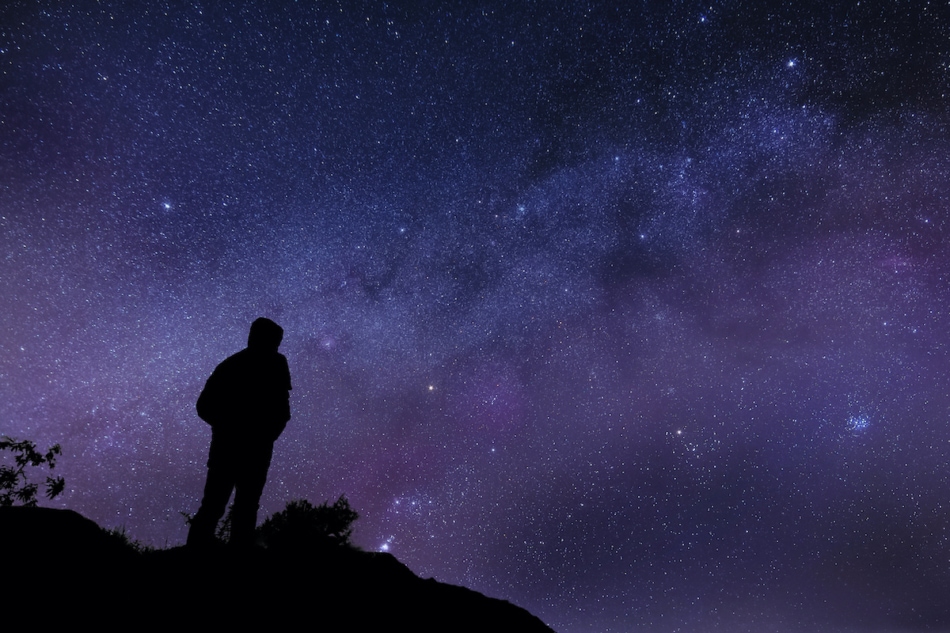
[248,317,284,351]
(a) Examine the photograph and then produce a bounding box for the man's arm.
[269,354,291,442]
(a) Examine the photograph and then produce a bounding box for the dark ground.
[1,506,555,632]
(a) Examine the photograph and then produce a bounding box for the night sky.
[3,2,950,631]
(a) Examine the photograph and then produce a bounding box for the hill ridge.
[1,506,555,632]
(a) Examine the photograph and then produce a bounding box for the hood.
[247,317,284,351]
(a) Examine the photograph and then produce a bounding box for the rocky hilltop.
[1,506,555,632]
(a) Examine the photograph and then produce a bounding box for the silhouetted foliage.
[258,496,359,551]
[105,526,154,553]
[0,437,65,507]
[182,496,359,549]
[215,505,234,542]
[180,504,236,544]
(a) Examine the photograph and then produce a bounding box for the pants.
[187,431,274,547]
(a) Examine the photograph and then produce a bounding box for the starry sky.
[3,1,950,631]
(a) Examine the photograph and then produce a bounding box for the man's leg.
[187,435,237,547]
[230,442,274,547]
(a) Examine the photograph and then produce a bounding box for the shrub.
[258,496,358,551]
[105,526,154,554]
[0,437,65,507]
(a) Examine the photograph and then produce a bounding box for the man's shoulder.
[216,349,248,368]
[216,348,287,370]
[208,349,256,380]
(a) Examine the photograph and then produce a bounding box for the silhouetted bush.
[258,496,358,551]
[0,437,65,507]
[105,526,154,553]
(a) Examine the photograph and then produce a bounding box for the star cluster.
[3,2,950,631]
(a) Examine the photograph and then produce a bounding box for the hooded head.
[248,317,284,351]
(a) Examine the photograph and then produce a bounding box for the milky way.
[3,2,950,631]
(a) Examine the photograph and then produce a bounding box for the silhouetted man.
[188,317,291,547]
